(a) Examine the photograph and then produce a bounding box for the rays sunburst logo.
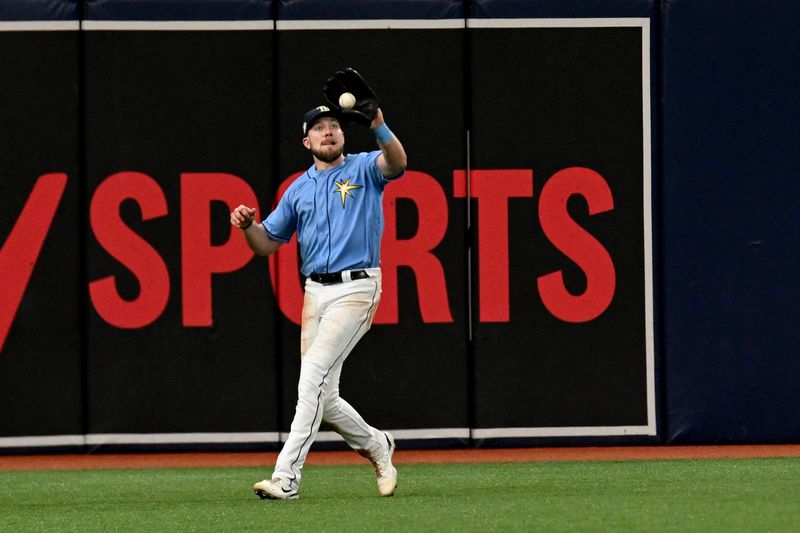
[332,178,362,208]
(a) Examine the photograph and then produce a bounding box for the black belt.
[309,269,370,285]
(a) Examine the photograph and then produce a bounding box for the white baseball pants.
[273,268,385,488]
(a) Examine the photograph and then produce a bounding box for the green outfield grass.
[1,458,799,532]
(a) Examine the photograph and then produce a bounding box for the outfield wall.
[1,0,798,452]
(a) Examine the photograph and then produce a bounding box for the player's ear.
[302,137,310,150]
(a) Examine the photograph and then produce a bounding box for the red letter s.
[537,167,616,323]
[89,172,170,328]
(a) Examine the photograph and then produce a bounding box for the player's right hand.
[230,205,257,229]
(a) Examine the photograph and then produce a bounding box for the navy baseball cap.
[302,105,341,136]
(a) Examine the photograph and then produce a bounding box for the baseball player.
[230,69,407,500]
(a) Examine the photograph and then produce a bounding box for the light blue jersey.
[263,151,402,276]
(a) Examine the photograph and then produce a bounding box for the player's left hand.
[324,68,380,128]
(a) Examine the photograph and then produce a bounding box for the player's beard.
[311,143,344,163]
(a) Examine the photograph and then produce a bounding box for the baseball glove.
[323,68,380,128]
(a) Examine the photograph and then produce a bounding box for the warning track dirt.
[2,445,800,472]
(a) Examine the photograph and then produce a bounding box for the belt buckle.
[311,270,369,284]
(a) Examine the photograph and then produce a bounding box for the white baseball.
[338,92,356,109]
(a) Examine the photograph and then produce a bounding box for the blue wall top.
[471,0,656,18]
[278,0,464,20]
[0,0,78,20]
[84,0,272,20]
[84,0,464,21]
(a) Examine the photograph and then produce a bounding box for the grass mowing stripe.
[1,458,798,532]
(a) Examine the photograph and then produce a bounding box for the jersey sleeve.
[364,150,404,186]
[262,188,297,243]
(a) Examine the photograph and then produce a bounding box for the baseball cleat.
[360,431,397,497]
[253,478,299,500]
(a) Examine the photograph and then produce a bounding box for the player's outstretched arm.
[372,109,407,178]
[322,68,406,178]
[230,204,282,256]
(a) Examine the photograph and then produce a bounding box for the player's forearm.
[378,135,407,176]
[242,223,282,256]
[372,111,407,176]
